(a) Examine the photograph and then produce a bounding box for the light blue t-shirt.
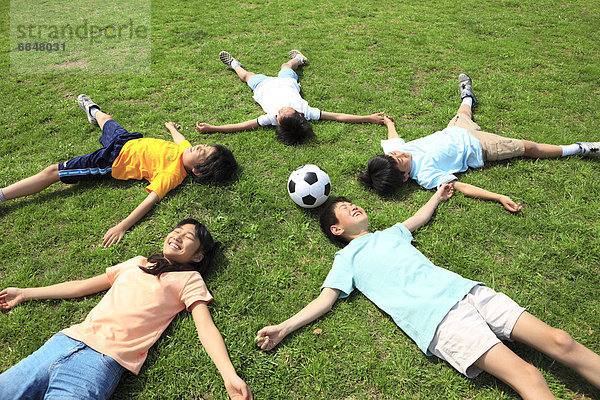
[380,127,484,189]
[321,223,480,355]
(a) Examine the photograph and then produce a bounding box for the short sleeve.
[181,273,213,310]
[413,164,457,190]
[321,254,355,298]
[257,114,277,126]
[305,107,321,121]
[146,173,181,199]
[381,138,406,154]
[390,223,414,242]
[106,256,146,284]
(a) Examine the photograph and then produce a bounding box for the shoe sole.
[219,51,233,67]
[458,73,472,89]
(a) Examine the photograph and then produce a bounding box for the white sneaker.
[577,142,600,157]
[289,49,309,66]
[458,73,477,105]
[77,94,99,126]
[219,51,242,69]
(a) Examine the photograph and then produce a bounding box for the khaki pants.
[447,114,525,162]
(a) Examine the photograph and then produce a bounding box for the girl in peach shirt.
[0,218,251,400]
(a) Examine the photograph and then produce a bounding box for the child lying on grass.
[0,219,251,400]
[257,185,600,399]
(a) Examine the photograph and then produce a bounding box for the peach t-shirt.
[62,256,212,374]
[111,138,191,199]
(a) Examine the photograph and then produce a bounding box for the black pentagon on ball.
[324,182,331,196]
[304,172,318,185]
[302,194,317,205]
[288,180,296,193]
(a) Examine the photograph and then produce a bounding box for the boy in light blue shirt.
[256,185,600,398]
[359,74,600,212]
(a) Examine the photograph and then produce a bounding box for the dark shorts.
[58,119,142,184]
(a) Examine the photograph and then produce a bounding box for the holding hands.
[438,182,455,201]
[367,112,386,124]
[165,122,181,130]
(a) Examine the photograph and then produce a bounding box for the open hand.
[224,375,252,400]
[196,122,214,132]
[499,195,522,212]
[255,325,287,351]
[0,287,26,310]
[165,122,181,130]
[102,225,125,248]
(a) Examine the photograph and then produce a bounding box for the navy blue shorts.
[58,120,142,184]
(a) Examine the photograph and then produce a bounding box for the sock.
[461,96,473,108]
[0,189,6,203]
[561,143,581,156]
[294,56,304,64]
[89,106,100,118]
[231,59,241,69]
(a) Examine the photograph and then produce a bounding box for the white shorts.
[427,285,526,378]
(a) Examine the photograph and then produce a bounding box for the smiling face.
[330,201,369,240]
[386,150,412,182]
[162,223,204,265]
[182,145,217,174]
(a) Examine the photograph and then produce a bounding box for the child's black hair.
[275,111,314,146]
[319,196,353,248]
[357,155,404,195]
[190,145,238,184]
[141,218,220,277]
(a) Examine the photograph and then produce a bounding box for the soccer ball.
[287,164,331,208]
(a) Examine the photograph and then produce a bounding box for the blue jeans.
[0,333,124,400]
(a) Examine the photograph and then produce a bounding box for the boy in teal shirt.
[256,185,600,398]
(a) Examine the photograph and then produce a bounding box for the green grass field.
[1,0,599,398]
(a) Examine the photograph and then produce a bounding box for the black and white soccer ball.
[287,164,331,208]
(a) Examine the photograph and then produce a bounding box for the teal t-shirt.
[380,127,484,189]
[321,223,480,355]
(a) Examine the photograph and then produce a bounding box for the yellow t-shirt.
[111,138,191,199]
[61,256,212,374]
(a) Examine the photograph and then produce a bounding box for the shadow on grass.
[0,178,132,217]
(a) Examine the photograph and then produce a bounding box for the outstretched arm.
[0,274,111,310]
[383,114,399,139]
[191,302,252,400]
[321,111,385,124]
[165,122,187,144]
[256,287,340,351]
[102,191,160,248]
[196,119,259,133]
[402,183,454,233]
[453,181,522,212]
